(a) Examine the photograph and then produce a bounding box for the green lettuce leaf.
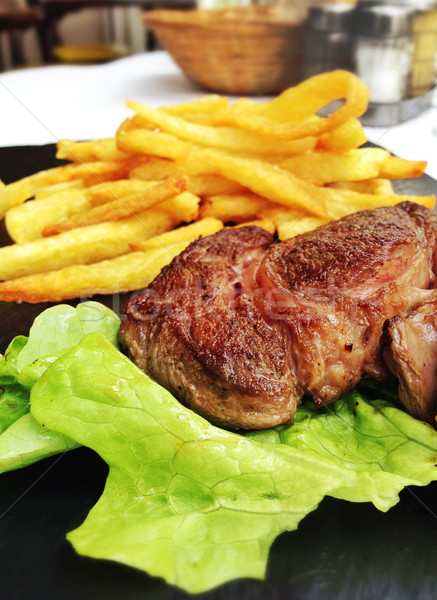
[0,413,78,473]
[15,300,120,373]
[0,335,30,433]
[246,394,437,511]
[29,332,437,593]
[0,301,120,474]
[30,333,354,593]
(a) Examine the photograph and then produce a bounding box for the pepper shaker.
[303,3,355,79]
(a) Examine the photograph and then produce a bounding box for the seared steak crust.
[257,202,437,405]
[119,226,301,430]
[119,201,437,430]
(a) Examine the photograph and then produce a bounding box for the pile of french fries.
[0,70,434,303]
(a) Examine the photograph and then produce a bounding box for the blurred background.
[0,0,436,126]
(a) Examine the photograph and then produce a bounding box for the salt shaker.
[352,4,415,104]
[303,3,355,78]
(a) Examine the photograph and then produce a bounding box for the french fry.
[229,97,264,117]
[128,100,318,156]
[23,180,85,199]
[329,179,394,195]
[183,147,318,213]
[233,219,276,234]
[0,157,145,219]
[6,180,165,243]
[117,128,189,161]
[199,193,277,223]
[161,95,229,121]
[213,70,370,140]
[280,148,390,184]
[130,158,246,196]
[276,218,328,240]
[130,217,223,250]
[5,188,91,243]
[56,138,131,162]
[378,155,427,180]
[0,219,225,302]
[42,176,188,236]
[0,243,191,303]
[85,178,162,206]
[0,193,199,281]
[317,117,367,152]
[313,187,436,221]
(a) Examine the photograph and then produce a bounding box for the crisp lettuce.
[0,301,120,474]
[28,331,437,593]
[246,394,437,511]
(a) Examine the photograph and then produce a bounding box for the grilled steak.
[383,293,437,425]
[119,201,437,430]
[256,201,437,406]
[119,226,301,430]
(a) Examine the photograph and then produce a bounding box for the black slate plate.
[0,145,436,600]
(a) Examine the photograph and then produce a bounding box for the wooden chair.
[0,4,43,70]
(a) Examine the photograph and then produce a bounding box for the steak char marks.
[119,202,437,429]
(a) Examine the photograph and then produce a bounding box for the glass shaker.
[352,4,415,104]
[303,3,355,79]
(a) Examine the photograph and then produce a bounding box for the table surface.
[0,50,436,179]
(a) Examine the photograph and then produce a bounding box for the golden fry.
[85,179,160,206]
[0,157,144,219]
[161,95,229,121]
[276,218,327,240]
[317,118,367,152]
[280,148,390,184]
[378,155,427,180]
[0,218,224,302]
[6,188,90,243]
[312,186,435,221]
[199,193,277,223]
[42,176,187,236]
[130,158,246,196]
[0,193,199,281]
[128,100,318,156]
[214,71,370,140]
[116,128,189,161]
[56,138,130,162]
[6,180,162,243]
[329,179,394,195]
[233,219,276,234]
[184,147,317,212]
[130,217,223,250]
[0,242,191,303]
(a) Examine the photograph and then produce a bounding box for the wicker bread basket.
[145,7,305,95]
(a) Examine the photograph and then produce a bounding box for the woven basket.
[145,7,305,96]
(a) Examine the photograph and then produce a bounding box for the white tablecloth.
[1,51,436,180]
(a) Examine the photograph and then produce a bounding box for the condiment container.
[407,0,437,96]
[303,3,355,78]
[355,0,437,97]
[353,4,414,104]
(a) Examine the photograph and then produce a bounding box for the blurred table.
[0,50,436,179]
[28,0,195,60]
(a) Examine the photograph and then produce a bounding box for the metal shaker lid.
[357,0,437,11]
[307,3,355,31]
[353,4,414,37]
